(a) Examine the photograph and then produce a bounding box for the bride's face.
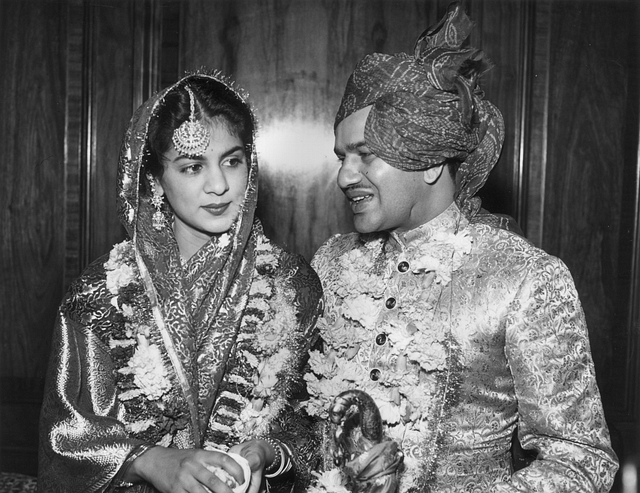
[155,120,249,247]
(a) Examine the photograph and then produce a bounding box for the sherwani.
[309,203,618,492]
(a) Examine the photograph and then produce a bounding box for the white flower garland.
[305,229,473,490]
[226,235,303,442]
[104,234,301,445]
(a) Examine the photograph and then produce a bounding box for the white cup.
[204,451,252,493]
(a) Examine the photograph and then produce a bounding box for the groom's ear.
[423,165,445,185]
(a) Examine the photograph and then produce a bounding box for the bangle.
[279,441,293,475]
[113,443,156,488]
[264,447,289,479]
[260,436,293,478]
[261,437,282,474]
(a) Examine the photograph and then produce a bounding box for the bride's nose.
[204,163,230,195]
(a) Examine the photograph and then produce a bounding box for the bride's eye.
[181,163,203,174]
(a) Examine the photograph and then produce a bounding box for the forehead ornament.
[172,85,210,157]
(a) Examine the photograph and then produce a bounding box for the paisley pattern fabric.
[38,73,322,492]
[334,2,504,220]
[310,203,618,492]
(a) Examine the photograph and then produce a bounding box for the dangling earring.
[147,173,165,230]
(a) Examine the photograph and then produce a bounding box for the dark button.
[369,368,381,381]
[375,333,387,346]
[385,297,396,309]
[398,261,409,273]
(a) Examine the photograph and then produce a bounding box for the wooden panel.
[1,0,160,476]
[469,0,531,224]
[66,0,161,275]
[0,0,68,475]
[179,0,465,260]
[523,0,551,246]
[539,0,639,468]
[65,0,86,286]
[0,0,67,384]
[86,0,138,262]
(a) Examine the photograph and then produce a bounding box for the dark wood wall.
[1,0,638,488]
[0,0,68,474]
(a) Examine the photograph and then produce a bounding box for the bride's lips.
[202,202,231,215]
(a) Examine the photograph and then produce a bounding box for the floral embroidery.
[411,230,473,284]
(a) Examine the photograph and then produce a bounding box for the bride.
[38,71,322,493]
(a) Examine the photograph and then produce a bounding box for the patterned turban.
[335,1,505,218]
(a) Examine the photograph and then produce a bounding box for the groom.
[305,2,618,492]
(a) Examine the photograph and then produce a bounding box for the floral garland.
[104,234,303,447]
[104,239,185,441]
[205,235,306,447]
[304,228,473,491]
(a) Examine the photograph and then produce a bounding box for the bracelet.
[279,441,293,475]
[113,443,156,488]
[260,436,293,478]
[264,446,289,479]
[261,437,282,475]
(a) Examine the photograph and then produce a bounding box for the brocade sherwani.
[308,203,618,492]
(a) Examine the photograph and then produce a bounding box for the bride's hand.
[127,446,247,493]
[229,439,276,493]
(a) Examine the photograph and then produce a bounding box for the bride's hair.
[144,76,254,182]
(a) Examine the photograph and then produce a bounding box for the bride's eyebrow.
[220,146,245,159]
[173,154,205,161]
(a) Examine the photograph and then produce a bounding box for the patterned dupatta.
[115,72,259,448]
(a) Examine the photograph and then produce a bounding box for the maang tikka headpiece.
[172,85,210,156]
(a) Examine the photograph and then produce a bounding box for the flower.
[253,355,280,397]
[106,262,137,294]
[306,226,473,492]
[308,469,350,493]
[105,240,132,270]
[126,419,155,433]
[342,294,381,327]
[119,335,171,400]
[206,235,306,442]
[104,234,307,450]
[249,278,271,296]
[103,240,182,442]
[218,233,230,249]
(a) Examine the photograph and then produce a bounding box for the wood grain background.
[1,0,638,487]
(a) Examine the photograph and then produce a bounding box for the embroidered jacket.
[307,203,618,492]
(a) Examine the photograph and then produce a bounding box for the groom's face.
[334,106,431,234]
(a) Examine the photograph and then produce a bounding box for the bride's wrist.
[117,443,158,486]
[259,437,292,478]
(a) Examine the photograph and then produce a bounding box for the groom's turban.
[335,1,505,217]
